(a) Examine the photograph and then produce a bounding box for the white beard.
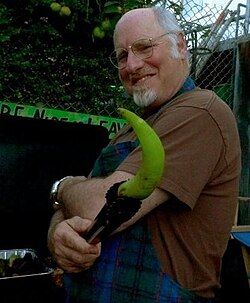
[133,87,157,108]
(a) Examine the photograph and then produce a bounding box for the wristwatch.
[50,176,73,208]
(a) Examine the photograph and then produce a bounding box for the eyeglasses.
[109,32,173,69]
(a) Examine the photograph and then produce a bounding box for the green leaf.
[0,35,10,42]
[104,1,121,8]
[104,6,122,14]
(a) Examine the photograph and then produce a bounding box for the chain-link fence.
[1,1,249,117]
[182,0,249,110]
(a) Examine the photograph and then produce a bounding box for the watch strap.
[50,176,73,207]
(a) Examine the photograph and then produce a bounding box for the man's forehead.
[114,9,161,44]
[116,8,155,29]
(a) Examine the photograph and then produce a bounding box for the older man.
[48,7,241,302]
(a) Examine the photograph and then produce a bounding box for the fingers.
[50,216,101,272]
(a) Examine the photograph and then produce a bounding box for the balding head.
[111,7,190,109]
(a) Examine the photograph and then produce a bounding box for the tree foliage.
[0,0,180,116]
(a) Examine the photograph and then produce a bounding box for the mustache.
[129,67,154,83]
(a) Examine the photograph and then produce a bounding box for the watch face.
[50,180,60,201]
[50,176,73,203]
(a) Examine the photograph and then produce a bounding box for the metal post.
[244,0,250,34]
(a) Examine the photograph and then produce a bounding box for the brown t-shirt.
[112,88,241,298]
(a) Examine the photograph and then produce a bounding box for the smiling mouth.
[132,75,152,86]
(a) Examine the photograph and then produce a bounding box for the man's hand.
[48,215,101,273]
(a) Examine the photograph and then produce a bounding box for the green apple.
[50,2,61,12]
[101,19,111,30]
[93,27,105,39]
[59,6,71,17]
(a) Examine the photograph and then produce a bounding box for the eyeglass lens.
[110,38,153,69]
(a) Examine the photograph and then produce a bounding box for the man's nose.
[125,50,144,72]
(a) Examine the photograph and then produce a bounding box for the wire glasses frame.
[109,32,173,69]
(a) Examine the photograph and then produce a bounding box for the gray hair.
[153,7,183,33]
[152,7,184,59]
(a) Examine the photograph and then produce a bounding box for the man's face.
[113,9,187,108]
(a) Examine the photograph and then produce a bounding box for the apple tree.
[0,0,178,116]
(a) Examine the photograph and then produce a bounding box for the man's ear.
[177,32,188,58]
